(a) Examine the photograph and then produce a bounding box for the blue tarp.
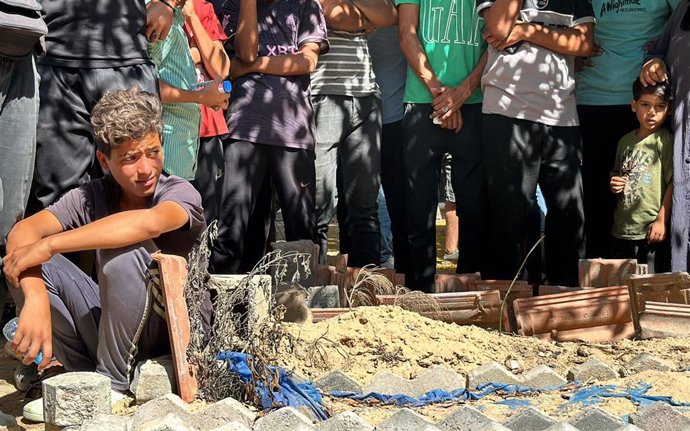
[217,351,329,420]
[566,383,690,409]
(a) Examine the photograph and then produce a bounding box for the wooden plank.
[151,252,198,403]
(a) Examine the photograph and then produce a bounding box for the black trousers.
[611,237,671,274]
[193,135,225,224]
[578,105,637,259]
[402,103,487,292]
[210,140,316,274]
[380,120,410,275]
[483,114,585,287]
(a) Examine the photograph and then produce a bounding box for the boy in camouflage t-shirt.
[610,78,674,272]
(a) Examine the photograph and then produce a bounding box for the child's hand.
[610,176,627,194]
[648,219,666,243]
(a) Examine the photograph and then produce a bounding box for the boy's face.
[96,133,164,203]
[631,93,669,133]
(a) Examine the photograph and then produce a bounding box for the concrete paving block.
[270,240,319,287]
[208,423,251,431]
[467,361,522,388]
[314,370,363,394]
[79,414,131,431]
[138,413,194,431]
[317,412,374,431]
[43,372,111,427]
[543,424,579,431]
[308,285,340,308]
[375,409,440,431]
[629,402,690,430]
[192,397,256,429]
[131,356,176,404]
[253,407,315,431]
[132,394,191,430]
[504,407,557,431]
[437,406,494,431]
[476,424,511,431]
[566,358,618,383]
[522,365,567,389]
[412,366,466,396]
[363,371,415,396]
[619,353,672,377]
[617,426,643,430]
[568,406,622,431]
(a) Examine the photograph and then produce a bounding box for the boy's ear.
[96,150,110,173]
[631,100,637,112]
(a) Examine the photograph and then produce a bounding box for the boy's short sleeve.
[155,176,205,233]
[572,0,595,26]
[476,0,495,15]
[46,186,95,231]
[298,0,329,53]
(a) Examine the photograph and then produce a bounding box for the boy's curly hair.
[632,76,673,103]
[90,87,163,156]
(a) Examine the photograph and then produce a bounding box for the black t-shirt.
[38,0,152,68]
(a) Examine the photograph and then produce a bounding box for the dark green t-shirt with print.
[612,129,673,240]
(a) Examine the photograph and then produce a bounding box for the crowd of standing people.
[1,0,690,421]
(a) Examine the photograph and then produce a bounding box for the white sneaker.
[23,389,127,423]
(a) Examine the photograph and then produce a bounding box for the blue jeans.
[378,187,393,264]
[0,54,40,308]
[313,94,382,267]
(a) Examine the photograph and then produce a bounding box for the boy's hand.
[3,239,54,287]
[440,110,463,133]
[483,22,526,51]
[648,219,666,243]
[230,58,253,80]
[575,43,602,72]
[640,57,668,87]
[13,291,53,370]
[198,79,230,110]
[610,176,627,194]
[431,83,472,121]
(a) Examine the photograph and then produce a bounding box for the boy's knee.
[100,240,157,280]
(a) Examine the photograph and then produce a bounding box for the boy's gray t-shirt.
[46,174,206,260]
[222,0,329,151]
[476,0,595,127]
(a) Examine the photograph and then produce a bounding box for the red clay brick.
[578,258,639,287]
[513,286,633,342]
[151,252,198,403]
[433,273,481,293]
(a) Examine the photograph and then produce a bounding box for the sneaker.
[443,250,459,261]
[24,389,127,423]
[14,362,39,392]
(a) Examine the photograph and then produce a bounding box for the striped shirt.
[310,30,378,97]
[148,7,202,180]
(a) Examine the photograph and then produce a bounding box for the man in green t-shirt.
[397,0,487,292]
[610,79,674,273]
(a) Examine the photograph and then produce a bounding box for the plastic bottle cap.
[222,80,232,93]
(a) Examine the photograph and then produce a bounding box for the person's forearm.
[455,50,487,102]
[320,0,372,31]
[247,51,319,75]
[481,0,522,41]
[235,0,259,63]
[159,81,203,104]
[659,183,673,223]
[520,22,593,56]
[353,0,397,27]
[399,27,442,93]
[187,15,231,78]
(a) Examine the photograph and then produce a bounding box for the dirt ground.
[2,222,690,429]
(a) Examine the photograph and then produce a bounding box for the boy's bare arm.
[480,0,523,42]
[398,4,442,95]
[3,202,190,287]
[159,80,230,108]
[649,182,673,243]
[234,0,259,63]
[352,0,397,28]
[231,42,322,77]
[319,0,374,32]
[486,22,594,57]
[185,1,231,78]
